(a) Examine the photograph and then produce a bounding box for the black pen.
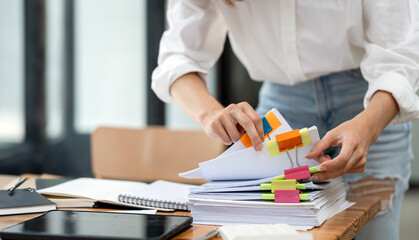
[8,177,28,196]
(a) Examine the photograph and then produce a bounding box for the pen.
[8,177,28,196]
[191,228,219,240]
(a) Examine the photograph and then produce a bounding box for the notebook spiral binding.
[118,194,189,211]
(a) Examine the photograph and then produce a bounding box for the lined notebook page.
[118,180,194,210]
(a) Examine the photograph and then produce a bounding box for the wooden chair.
[91,126,225,184]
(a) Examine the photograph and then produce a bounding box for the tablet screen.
[1,210,192,240]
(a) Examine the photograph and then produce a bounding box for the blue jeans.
[256,69,413,240]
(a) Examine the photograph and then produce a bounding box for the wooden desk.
[0,175,380,240]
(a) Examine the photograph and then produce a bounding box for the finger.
[306,131,337,159]
[315,141,355,180]
[312,171,339,181]
[316,155,332,164]
[208,120,232,145]
[230,109,263,151]
[346,151,367,174]
[321,143,354,173]
[220,114,241,143]
[240,103,264,141]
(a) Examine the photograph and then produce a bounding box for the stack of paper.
[188,177,352,230]
[179,109,353,230]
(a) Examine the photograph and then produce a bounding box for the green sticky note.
[309,166,320,174]
[299,193,309,201]
[260,183,271,191]
[262,193,275,200]
[273,175,285,180]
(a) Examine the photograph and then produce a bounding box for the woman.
[152,1,419,239]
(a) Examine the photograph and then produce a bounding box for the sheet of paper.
[179,108,293,180]
[182,126,320,181]
[218,108,293,158]
[38,178,147,201]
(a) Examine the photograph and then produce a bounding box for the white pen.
[191,228,219,240]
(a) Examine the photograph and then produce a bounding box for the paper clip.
[272,165,320,181]
[274,190,300,203]
[284,165,311,180]
[285,150,294,168]
[273,128,312,167]
[261,191,311,203]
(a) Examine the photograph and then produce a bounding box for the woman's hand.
[199,102,265,151]
[170,72,264,151]
[305,116,376,180]
[306,90,399,180]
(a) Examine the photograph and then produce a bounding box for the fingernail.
[319,165,327,171]
[312,176,319,181]
[256,144,263,152]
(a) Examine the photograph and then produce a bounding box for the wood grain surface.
[0,175,380,240]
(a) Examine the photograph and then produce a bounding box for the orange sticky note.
[240,133,253,148]
[265,111,282,135]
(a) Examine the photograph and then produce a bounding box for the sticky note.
[299,127,312,146]
[262,193,275,200]
[240,133,253,148]
[271,179,297,192]
[266,139,281,157]
[261,116,272,135]
[264,110,282,135]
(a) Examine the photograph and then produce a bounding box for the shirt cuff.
[152,58,210,103]
[364,71,419,124]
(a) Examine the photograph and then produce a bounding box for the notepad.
[0,188,56,216]
[118,180,193,211]
[38,178,194,211]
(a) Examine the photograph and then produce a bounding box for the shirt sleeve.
[361,0,419,124]
[151,0,228,103]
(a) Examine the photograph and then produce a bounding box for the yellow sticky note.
[266,139,280,157]
[299,127,312,146]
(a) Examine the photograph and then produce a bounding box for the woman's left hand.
[305,116,376,180]
[305,90,399,180]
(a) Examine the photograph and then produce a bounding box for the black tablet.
[0,210,192,240]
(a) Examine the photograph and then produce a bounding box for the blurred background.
[0,1,418,237]
[0,0,262,177]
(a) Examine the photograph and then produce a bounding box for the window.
[46,0,66,139]
[74,0,147,133]
[0,0,25,145]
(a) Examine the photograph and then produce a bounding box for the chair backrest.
[91,126,225,184]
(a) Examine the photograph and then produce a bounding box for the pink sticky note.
[284,165,310,180]
[274,190,300,203]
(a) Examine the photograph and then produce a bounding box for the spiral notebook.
[38,178,193,211]
[118,180,193,211]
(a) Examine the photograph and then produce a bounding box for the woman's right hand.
[170,72,264,151]
[199,102,265,151]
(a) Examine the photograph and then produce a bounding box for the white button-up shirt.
[152,0,419,124]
